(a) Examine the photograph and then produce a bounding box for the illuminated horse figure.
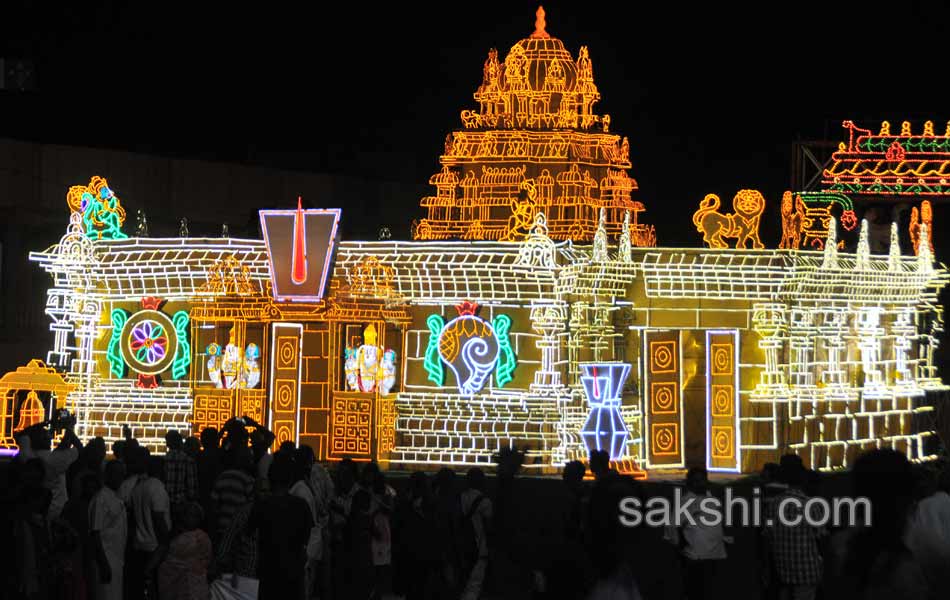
[692,190,766,249]
[67,176,128,241]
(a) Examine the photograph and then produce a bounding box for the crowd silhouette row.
[2,412,949,600]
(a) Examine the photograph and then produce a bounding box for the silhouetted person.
[158,502,211,600]
[14,485,53,600]
[432,467,462,595]
[343,488,375,599]
[492,445,537,599]
[67,436,106,501]
[61,470,100,599]
[196,427,221,522]
[164,430,198,510]
[826,449,929,600]
[589,449,611,482]
[288,446,319,596]
[904,462,950,592]
[665,467,727,600]
[586,475,643,600]
[248,454,313,600]
[364,462,395,596]
[209,447,255,543]
[89,460,127,600]
[460,467,492,600]
[763,454,824,600]
[23,417,82,519]
[330,458,358,597]
[541,460,592,598]
[394,471,438,600]
[112,440,127,464]
[562,460,588,541]
[249,424,276,493]
[182,436,200,461]
[128,453,170,600]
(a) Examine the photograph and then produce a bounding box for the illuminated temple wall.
[20,214,949,473]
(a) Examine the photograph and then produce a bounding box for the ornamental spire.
[530,5,551,39]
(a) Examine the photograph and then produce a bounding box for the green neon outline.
[492,314,517,388]
[107,309,128,378]
[171,310,191,380]
[424,313,445,386]
[798,191,854,212]
[81,191,128,241]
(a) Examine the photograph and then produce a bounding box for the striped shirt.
[164,449,198,505]
[210,469,255,538]
[215,501,257,578]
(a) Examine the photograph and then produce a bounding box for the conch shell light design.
[424,301,516,396]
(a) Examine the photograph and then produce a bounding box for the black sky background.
[2,0,948,247]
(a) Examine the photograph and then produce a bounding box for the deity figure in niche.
[240,343,261,389]
[220,330,242,389]
[206,343,223,388]
[343,323,396,393]
[379,348,398,394]
[344,347,360,391]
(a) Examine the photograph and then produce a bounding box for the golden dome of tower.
[415,6,655,245]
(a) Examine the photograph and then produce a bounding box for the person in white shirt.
[24,417,82,520]
[664,467,728,600]
[460,467,493,600]
[90,460,128,600]
[127,450,171,600]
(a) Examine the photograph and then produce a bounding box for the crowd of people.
[2,411,949,600]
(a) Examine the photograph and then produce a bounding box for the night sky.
[2,0,947,246]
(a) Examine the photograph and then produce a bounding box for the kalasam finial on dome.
[531,5,550,39]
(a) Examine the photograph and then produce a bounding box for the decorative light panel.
[824,120,950,196]
[424,301,517,396]
[107,297,190,388]
[260,199,341,302]
[579,362,631,460]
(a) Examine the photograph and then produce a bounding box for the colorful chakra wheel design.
[129,320,168,365]
[119,310,179,376]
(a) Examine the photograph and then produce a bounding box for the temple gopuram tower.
[414,7,655,244]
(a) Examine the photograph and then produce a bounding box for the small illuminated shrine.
[14,9,950,474]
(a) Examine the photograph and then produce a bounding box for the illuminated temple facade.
[2,12,948,474]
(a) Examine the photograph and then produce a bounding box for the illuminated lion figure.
[692,189,765,249]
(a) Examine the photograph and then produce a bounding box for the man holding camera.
[19,408,83,519]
